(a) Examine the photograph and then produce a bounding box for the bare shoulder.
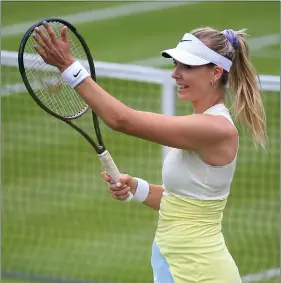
[205,114,238,137]
[191,113,238,140]
[197,114,239,166]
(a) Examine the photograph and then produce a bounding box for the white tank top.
[162,104,238,200]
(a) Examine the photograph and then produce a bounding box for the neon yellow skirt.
[155,196,242,283]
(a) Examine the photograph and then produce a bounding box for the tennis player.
[34,24,267,283]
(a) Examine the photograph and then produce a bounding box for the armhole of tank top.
[196,113,239,168]
[216,113,240,159]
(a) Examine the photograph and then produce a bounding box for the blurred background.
[1,1,280,283]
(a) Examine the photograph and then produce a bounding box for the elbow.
[109,117,121,131]
[109,108,132,132]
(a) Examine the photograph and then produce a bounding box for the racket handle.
[98,150,133,203]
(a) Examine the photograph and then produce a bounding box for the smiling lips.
[176,83,189,90]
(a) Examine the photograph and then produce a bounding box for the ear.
[212,66,224,83]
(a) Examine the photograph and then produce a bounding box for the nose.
[171,64,182,80]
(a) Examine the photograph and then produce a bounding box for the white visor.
[161,33,232,72]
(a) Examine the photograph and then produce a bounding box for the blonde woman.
[34,24,267,283]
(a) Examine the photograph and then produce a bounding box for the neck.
[192,94,224,114]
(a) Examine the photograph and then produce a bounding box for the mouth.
[176,83,189,90]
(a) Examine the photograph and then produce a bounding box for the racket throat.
[96,145,106,155]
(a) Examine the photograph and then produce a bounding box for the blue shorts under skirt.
[151,240,174,283]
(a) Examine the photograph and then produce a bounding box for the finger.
[34,26,53,49]
[109,183,128,191]
[33,33,49,54]
[61,26,68,43]
[115,174,129,188]
[108,187,130,201]
[34,45,47,60]
[113,186,131,197]
[117,193,131,201]
[101,171,112,183]
[42,21,58,43]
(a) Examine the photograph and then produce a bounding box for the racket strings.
[24,21,88,118]
[26,27,69,113]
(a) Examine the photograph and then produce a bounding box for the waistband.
[156,195,227,241]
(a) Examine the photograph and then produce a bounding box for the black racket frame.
[18,18,106,154]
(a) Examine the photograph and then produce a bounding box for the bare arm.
[75,78,235,150]
[143,184,164,211]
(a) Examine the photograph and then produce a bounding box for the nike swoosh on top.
[73,69,82,77]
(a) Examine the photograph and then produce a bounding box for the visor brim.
[161,48,211,66]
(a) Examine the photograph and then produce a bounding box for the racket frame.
[18,18,106,155]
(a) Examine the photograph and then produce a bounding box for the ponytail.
[229,30,268,149]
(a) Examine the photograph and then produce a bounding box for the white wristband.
[134,178,149,203]
[61,61,90,88]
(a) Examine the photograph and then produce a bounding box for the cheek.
[192,74,210,91]
[200,80,210,91]
[190,76,208,90]
[181,69,211,93]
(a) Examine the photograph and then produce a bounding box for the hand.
[33,21,75,72]
[101,172,138,201]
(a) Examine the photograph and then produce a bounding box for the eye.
[184,64,192,69]
[172,59,177,66]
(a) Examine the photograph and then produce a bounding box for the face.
[171,59,222,102]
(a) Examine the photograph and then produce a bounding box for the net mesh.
[22,21,89,118]
[2,53,280,283]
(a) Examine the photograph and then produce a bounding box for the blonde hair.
[191,27,268,150]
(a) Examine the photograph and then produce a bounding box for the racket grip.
[98,150,133,203]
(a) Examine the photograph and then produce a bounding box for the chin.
[177,90,192,101]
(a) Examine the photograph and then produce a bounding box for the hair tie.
[223,29,239,49]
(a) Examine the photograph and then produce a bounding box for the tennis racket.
[18,18,133,202]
